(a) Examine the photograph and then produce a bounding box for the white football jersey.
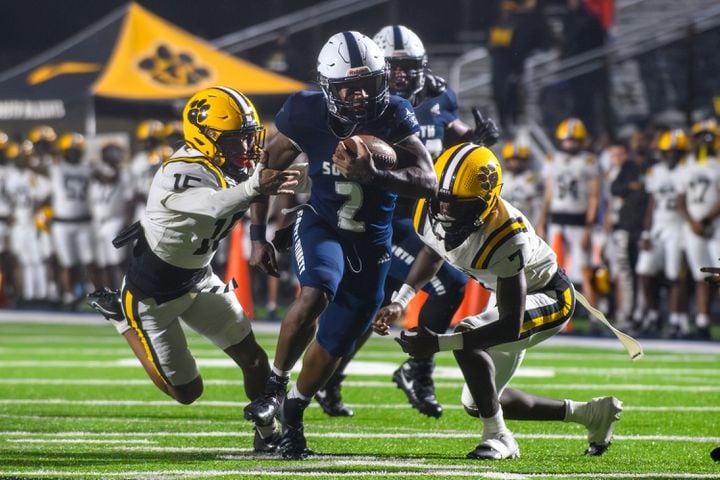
[6,168,51,227]
[677,156,720,222]
[49,161,92,220]
[0,164,13,218]
[544,151,601,215]
[644,161,684,230]
[413,197,557,293]
[89,166,133,222]
[141,146,258,270]
[502,169,544,225]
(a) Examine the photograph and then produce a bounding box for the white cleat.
[584,396,623,456]
[466,432,520,460]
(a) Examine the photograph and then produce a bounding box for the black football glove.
[471,107,500,147]
[271,223,294,253]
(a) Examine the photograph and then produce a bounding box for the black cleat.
[253,427,281,453]
[315,373,354,417]
[87,288,124,321]
[392,358,442,418]
[278,424,313,460]
[585,442,611,456]
[244,374,288,426]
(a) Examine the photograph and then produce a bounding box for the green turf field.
[0,318,719,479]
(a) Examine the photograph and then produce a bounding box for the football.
[342,134,397,170]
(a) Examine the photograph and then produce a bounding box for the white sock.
[287,383,310,402]
[481,405,509,438]
[696,313,710,328]
[564,399,589,425]
[271,365,291,378]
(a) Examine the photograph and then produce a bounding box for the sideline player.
[374,143,622,460]
[244,31,436,459]
[88,86,302,452]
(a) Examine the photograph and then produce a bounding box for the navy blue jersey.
[414,88,460,159]
[275,91,419,244]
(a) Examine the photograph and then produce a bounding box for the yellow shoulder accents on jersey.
[163,156,227,190]
[520,285,573,337]
[413,198,429,233]
[471,202,528,269]
[585,153,597,165]
[526,174,537,184]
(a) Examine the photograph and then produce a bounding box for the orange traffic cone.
[402,290,429,329]
[226,224,254,319]
[451,281,490,326]
[551,230,573,333]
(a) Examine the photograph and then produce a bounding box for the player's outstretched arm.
[249,133,301,277]
[373,245,444,336]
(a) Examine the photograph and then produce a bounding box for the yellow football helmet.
[501,141,529,160]
[135,120,165,141]
[691,118,718,136]
[429,143,503,238]
[56,133,85,163]
[555,118,588,141]
[657,129,689,152]
[28,125,57,144]
[182,86,266,181]
[4,142,20,161]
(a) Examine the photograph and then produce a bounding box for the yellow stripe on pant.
[122,288,169,385]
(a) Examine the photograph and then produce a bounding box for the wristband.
[437,332,464,351]
[391,283,416,310]
[249,224,266,242]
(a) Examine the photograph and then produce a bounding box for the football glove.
[471,107,500,147]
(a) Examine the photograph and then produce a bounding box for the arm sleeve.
[161,169,260,218]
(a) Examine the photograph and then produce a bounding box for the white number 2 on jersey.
[335,181,365,232]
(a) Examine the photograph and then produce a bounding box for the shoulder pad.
[162,159,226,190]
[424,73,447,96]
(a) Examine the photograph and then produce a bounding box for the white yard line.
[5,438,156,444]
[0,469,717,479]
[2,430,719,443]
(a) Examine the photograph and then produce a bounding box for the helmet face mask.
[183,86,266,182]
[429,194,488,238]
[373,25,427,101]
[388,58,426,99]
[317,31,390,125]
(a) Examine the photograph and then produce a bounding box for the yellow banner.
[92,3,305,99]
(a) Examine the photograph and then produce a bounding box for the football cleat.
[584,396,623,456]
[278,424,314,460]
[253,426,281,453]
[86,287,124,322]
[315,373,354,417]
[466,432,520,460]
[243,374,288,426]
[392,358,442,418]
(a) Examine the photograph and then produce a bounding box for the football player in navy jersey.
[244,31,436,459]
[310,25,500,420]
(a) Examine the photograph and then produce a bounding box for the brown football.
[341,134,397,170]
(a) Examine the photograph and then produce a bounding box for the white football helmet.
[373,25,427,99]
[317,31,389,124]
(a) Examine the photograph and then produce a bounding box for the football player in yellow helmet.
[555,117,589,154]
[88,85,302,454]
[182,86,266,183]
[135,119,165,145]
[55,133,86,164]
[690,118,718,161]
[27,125,58,167]
[374,142,623,460]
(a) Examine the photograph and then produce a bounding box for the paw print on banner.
[139,45,211,87]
